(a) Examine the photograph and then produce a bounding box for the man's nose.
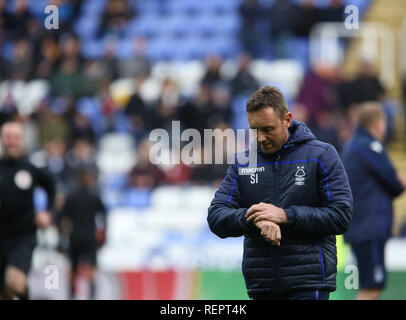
[257,132,266,143]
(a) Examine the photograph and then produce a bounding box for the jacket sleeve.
[356,144,404,197]
[284,144,353,236]
[34,166,56,211]
[207,163,258,239]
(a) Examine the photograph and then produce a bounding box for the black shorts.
[351,239,387,289]
[69,239,98,272]
[0,234,36,289]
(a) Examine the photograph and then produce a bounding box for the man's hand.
[246,202,288,225]
[255,220,281,246]
[35,211,52,229]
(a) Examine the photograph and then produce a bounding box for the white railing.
[309,22,396,88]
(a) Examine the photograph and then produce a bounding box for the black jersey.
[0,157,56,239]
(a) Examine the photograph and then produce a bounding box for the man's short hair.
[246,86,289,119]
[357,102,385,130]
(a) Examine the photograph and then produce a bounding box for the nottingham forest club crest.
[295,166,306,186]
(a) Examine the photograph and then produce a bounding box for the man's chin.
[260,145,278,155]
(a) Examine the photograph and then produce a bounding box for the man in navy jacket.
[208,86,353,300]
[342,102,405,300]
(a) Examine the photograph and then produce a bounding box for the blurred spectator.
[117,36,151,79]
[69,109,95,143]
[128,139,164,190]
[49,57,83,99]
[346,61,394,140]
[35,36,61,79]
[0,0,11,32]
[43,137,70,189]
[99,0,135,38]
[230,53,259,96]
[293,0,321,38]
[150,98,179,134]
[268,0,296,59]
[201,55,225,86]
[179,83,213,134]
[59,33,82,61]
[295,62,341,149]
[160,161,192,186]
[0,83,19,126]
[37,103,70,147]
[7,0,35,39]
[98,38,120,81]
[238,0,262,58]
[125,77,152,139]
[65,138,98,175]
[296,62,337,123]
[347,61,386,105]
[320,0,344,22]
[58,165,107,300]
[207,83,233,130]
[7,38,34,81]
[190,145,228,188]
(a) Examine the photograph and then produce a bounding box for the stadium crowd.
[0,0,398,205]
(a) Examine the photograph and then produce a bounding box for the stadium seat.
[126,15,161,39]
[18,79,50,116]
[150,186,185,209]
[138,77,163,104]
[232,95,251,131]
[97,132,136,175]
[120,189,151,209]
[74,15,100,40]
[98,132,135,152]
[146,37,174,61]
[81,39,105,59]
[80,0,107,16]
[0,80,25,112]
[181,186,216,211]
[76,97,107,137]
[250,59,304,100]
[159,14,189,39]
[168,61,205,97]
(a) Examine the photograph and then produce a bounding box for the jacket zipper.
[273,153,282,291]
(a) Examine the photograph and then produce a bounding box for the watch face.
[14,170,33,190]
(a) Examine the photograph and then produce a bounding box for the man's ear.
[284,112,293,128]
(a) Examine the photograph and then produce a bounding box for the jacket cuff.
[240,208,258,233]
[284,208,296,227]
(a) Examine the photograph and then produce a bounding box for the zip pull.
[275,154,281,170]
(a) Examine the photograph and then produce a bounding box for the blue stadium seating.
[120,189,151,209]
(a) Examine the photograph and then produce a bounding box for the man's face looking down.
[247,107,292,155]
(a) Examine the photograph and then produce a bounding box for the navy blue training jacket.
[342,127,404,244]
[207,120,353,297]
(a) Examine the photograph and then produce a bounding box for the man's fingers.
[253,214,269,223]
[247,210,265,222]
[246,203,267,217]
[246,204,260,217]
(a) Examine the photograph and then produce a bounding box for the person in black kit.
[0,121,55,300]
[59,165,106,300]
